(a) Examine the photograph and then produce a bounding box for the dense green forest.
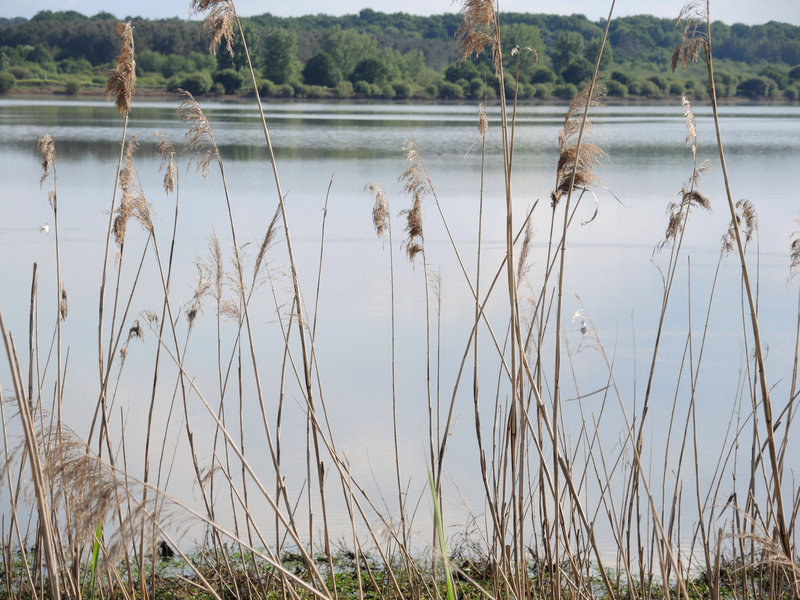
[1,8,799,100]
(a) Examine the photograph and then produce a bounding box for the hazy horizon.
[2,0,799,27]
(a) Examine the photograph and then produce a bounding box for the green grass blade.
[90,523,102,600]
[428,466,456,600]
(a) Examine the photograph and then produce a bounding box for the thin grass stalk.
[368,184,409,556]
[145,326,361,597]
[38,135,79,593]
[224,8,340,577]
[701,9,791,558]
[98,23,135,463]
[140,137,180,597]
[309,177,339,597]
[779,285,800,475]
[180,91,325,589]
[550,7,614,598]
[472,103,496,581]
[28,263,38,408]
[534,315,689,599]
[490,16,529,595]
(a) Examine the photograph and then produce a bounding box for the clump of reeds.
[5,3,800,600]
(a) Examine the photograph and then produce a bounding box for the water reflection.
[1,98,799,555]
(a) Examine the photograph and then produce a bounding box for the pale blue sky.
[2,0,799,25]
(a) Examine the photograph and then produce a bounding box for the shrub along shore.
[1,9,799,101]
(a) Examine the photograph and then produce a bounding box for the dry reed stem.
[97,20,137,437]
[678,0,793,558]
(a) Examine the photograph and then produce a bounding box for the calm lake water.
[1,97,799,557]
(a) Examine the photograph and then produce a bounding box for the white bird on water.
[39,224,50,233]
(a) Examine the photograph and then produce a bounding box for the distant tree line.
[1,9,798,101]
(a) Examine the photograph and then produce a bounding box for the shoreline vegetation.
[1,8,799,102]
[1,1,799,599]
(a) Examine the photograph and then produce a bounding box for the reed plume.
[113,135,153,249]
[672,2,708,72]
[253,208,282,281]
[59,284,68,321]
[368,183,390,240]
[399,139,428,262]
[105,22,136,115]
[456,0,498,74]
[551,86,605,207]
[681,94,697,159]
[791,219,800,276]
[190,0,236,57]
[659,96,711,250]
[721,199,757,254]
[178,90,217,180]
[38,134,55,188]
[478,103,488,138]
[155,132,177,195]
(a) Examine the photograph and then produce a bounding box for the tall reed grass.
[0,0,798,598]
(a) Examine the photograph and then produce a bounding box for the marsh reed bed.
[0,0,799,598]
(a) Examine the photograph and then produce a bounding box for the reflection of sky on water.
[1,98,799,556]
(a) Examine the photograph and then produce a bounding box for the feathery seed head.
[551,85,605,207]
[400,196,424,262]
[367,183,391,239]
[178,89,217,180]
[478,104,488,137]
[59,284,68,321]
[105,22,136,115]
[722,199,757,254]
[253,207,282,279]
[681,95,697,159]
[516,215,534,283]
[37,134,55,187]
[398,139,429,262]
[155,132,177,194]
[791,220,800,277]
[114,135,153,246]
[455,0,497,66]
[672,2,708,72]
[682,189,711,212]
[114,135,138,247]
[190,0,236,56]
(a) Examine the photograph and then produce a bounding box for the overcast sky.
[2,0,799,26]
